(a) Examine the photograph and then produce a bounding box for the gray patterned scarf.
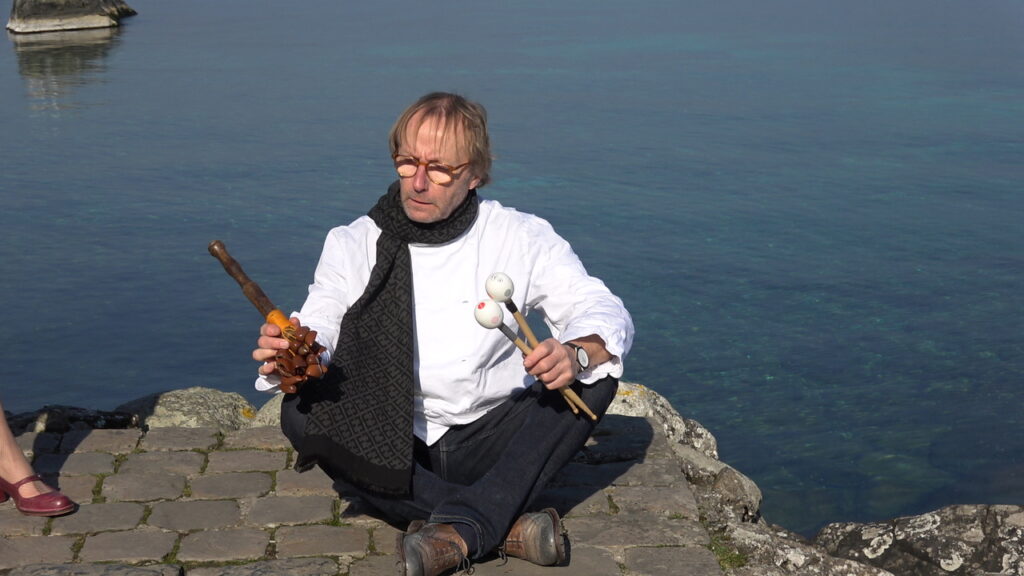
[295,181,479,496]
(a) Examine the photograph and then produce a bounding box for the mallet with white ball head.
[485,272,540,348]
[474,299,596,420]
[475,299,532,355]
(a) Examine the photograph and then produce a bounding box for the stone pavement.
[1,413,724,576]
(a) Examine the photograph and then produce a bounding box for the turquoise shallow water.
[1,0,1022,535]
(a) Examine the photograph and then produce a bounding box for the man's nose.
[412,165,429,191]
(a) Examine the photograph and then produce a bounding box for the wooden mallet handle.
[498,324,533,356]
[208,240,295,338]
[510,306,540,350]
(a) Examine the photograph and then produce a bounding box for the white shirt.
[256,198,634,445]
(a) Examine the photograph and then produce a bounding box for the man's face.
[396,113,481,224]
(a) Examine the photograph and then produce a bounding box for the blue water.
[1,0,1021,535]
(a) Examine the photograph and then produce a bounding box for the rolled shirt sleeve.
[521,216,634,384]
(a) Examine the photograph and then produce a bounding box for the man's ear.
[469,175,482,190]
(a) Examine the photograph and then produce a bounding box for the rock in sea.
[7,0,136,34]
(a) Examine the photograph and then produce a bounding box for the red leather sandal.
[0,474,77,517]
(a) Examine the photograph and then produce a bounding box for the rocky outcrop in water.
[7,0,136,34]
[609,383,893,576]
[816,504,1024,575]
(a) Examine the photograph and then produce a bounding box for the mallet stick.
[209,240,298,343]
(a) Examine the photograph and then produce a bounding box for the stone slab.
[370,522,403,553]
[565,514,709,549]
[623,545,724,575]
[205,449,288,473]
[49,474,99,504]
[139,427,219,451]
[0,535,76,569]
[551,461,635,488]
[176,528,270,563]
[223,426,292,450]
[189,472,272,499]
[611,459,685,487]
[50,502,145,535]
[275,467,336,495]
[60,429,142,454]
[275,524,370,557]
[189,557,343,576]
[147,499,240,531]
[610,484,701,519]
[102,472,185,502]
[7,565,183,576]
[118,451,205,475]
[78,529,179,563]
[246,495,335,526]
[533,486,612,516]
[0,507,47,535]
[34,452,114,475]
[348,555,399,576]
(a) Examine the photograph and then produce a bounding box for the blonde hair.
[389,92,492,188]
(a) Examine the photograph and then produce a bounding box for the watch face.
[576,346,589,370]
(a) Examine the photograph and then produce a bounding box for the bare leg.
[0,399,48,498]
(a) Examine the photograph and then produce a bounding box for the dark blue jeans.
[280,377,618,558]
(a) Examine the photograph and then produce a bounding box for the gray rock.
[115,386,257,431]
[608,382,718,460]
[708,466,764,525]
[720,521,895,576]
[250,393,284,427]
[816,504,1024,576]
[611,383,762,526]
[7,0,136,34]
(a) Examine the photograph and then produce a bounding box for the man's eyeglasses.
[393,154,471,186]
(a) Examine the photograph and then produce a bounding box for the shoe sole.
[540,508,566,565]
[18,503,77,517]
[396,519,427,575]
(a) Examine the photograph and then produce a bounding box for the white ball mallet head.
[474,299,505,329]
[475,299,529,352]
[485,272,514,303]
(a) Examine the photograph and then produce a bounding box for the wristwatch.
[566,343,590,373]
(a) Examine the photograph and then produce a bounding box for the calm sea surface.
[1,0,1021,535]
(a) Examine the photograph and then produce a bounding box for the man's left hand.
[523,338,577,390]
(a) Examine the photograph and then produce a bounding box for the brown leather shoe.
[398,523,470,576]
[501,508,565,566]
